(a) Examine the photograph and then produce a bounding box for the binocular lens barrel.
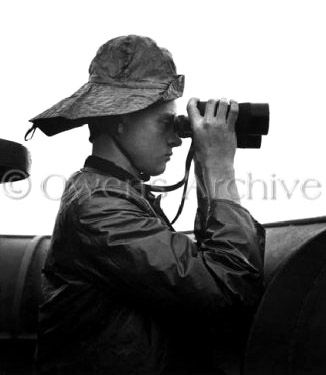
[174,101,269,149]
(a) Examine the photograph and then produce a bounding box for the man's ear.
[115,116,130,138]
[110,119,124,139]
[116,122,124,135]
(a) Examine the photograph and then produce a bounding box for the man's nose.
[168,128,182,148]
[168,126,182,147]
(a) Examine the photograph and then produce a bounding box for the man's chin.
[148,164,166,177]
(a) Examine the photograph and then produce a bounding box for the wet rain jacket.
[37,155,265,375]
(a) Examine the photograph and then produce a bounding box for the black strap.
[85,145,195,225]
[146,142,194,224]
[147,194,176,231]
[24,124,37,141]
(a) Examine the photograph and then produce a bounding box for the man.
[28,35,265,374]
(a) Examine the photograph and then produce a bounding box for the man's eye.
[163,118,175,127]
[163,121,175,132]
[158,116,175,132]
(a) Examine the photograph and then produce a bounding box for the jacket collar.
[83,155,174,231]
[84,155,142,187]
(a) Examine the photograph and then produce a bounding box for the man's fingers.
[187,97,238,133]
[227,100,239,131]
[204,99,217,124]
[186,98,201,124]
[216,98,228,121]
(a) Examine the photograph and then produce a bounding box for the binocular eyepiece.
[174,101,269,148]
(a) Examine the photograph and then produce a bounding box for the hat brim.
[29,76,184,137]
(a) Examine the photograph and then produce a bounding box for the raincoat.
[37,155,265,375]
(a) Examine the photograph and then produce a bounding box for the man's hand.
[186,98,240,203]
[187,98,238,167]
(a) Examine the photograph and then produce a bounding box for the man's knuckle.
[202,120,210,128]
[230,106,238,114]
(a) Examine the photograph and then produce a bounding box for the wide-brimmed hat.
[26,35,184,139]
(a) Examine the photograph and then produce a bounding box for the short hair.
[88,116,121,143]
[88,100,168,142]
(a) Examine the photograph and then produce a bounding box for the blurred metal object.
[244,216,326,375]
[0,138,31,183]
[0,235,50,374]
[0,235,50,337]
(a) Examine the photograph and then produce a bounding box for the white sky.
[0,0,325,234]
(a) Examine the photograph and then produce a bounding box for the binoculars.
[174,101,269,148]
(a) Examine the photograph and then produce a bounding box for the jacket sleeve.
[72,189,265,315]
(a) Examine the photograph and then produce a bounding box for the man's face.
[118,100,182,176]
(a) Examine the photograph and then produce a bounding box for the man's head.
[89,100,182,176]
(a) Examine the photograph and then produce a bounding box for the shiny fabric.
[37,156,265,374]
[28,35,184,138]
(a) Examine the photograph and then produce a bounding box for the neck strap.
[106,135,194,225]
[146,142,194,225]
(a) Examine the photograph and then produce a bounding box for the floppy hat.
[26,35,185,139]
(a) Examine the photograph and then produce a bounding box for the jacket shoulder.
[60,169,155,216]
